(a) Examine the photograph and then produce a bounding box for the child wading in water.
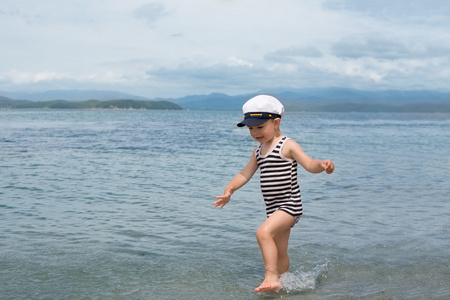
[214,95,334,292]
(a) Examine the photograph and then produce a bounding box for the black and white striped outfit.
[255,136,303,218]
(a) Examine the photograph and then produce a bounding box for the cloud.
[133,2,168,26]
[1,0,450,97]
[0,8,43,25]
[264,46,323,63]
[146,59,258,90]
[143,55,376,95]
[332,35,408,59]
[141,56,335,95]
[323,0,450,25]
[332,34,450,60]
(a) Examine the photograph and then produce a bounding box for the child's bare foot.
[254,276,282,292]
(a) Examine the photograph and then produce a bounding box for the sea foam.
[280,263,327,293]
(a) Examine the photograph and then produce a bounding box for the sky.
[1,0,450,98]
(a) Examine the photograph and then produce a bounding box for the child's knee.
[256,226,271,242]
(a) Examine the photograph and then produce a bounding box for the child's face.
[247,119,280,144]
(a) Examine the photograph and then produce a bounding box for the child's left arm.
[284,140,334,174]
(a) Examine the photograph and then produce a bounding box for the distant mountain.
[172,88,450,112]
[0,95,30,107]
[0,98,182,110]
[261,87,450,104]
[1,88,450,112]
[172,93,249,110]
[0,90,151,101]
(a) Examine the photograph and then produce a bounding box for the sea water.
[0,110,449,299]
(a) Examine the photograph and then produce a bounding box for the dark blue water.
[1,110,449,299]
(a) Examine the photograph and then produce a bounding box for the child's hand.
[214,186,233,208]
[321,160,335,174]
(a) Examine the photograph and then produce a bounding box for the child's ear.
[274,118,281,129]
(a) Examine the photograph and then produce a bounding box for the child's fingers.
[215,201,226,208]
[321,160,334,174]
[214,196,229,208]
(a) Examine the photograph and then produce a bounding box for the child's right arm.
[214,150,258,208]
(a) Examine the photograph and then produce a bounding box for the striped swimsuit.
[255,136,303,218]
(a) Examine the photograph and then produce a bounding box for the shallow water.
[1,110,449,299]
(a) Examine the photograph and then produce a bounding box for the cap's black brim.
[237,118,270,127]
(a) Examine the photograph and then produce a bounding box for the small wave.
[115,146,149,151]
[280,263,328,293]
[0,138,15,143]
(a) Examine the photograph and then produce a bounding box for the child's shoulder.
[281,138,303,158]
[283,137,301,148]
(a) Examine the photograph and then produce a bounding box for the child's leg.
[274,226,291,275]
[255,210,295,292]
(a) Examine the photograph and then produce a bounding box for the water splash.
[280,263,327,293]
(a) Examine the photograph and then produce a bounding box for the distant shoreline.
[284,102,450,113]
[2,91,450,112]
[0,99,183,110]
